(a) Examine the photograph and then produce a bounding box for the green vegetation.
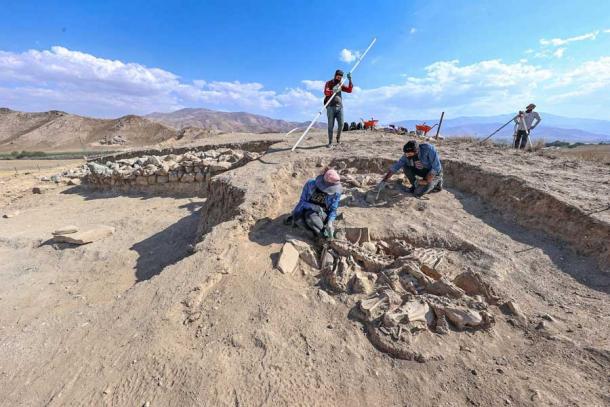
[545,140,587,149]
[0,150,116,160]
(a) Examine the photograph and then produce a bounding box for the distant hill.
[0,108,177,152]
[393,113,610,143]
[146,108,320,133]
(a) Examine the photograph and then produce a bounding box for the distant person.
[286,168,342,239]
[378,140,443,198]
[514,103,541,149]
[324,69,353,148]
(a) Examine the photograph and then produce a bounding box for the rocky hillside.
[0,108,177,152]
[146,108,318,133]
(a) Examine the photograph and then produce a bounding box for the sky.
[1,0,610,122]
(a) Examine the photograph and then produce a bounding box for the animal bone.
[443,306,483,330]
[425,278,465,299]
[330,240,394,273]
[453,270,500,305]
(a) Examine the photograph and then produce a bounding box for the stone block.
[52,225,79,235]
[181,173,195,183]
[277,242,299,274]
[53,225,115,245]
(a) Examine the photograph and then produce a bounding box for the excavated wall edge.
[443,160,610,272]
[89,140,277,163]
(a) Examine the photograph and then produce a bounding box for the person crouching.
[288,168,342,239]
[378,140,443,198]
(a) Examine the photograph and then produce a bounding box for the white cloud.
[1,46,610,122]
[339,48,360,63]
[301,80,325,91]
[339,59,554,120]
[409,27,417,34]
[553,48,566,58]
[605,29,610,33]
[540,30,599,47]
[0,46,319,118]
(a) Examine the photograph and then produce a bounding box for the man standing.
[378,140,443,198]
[514,103,541,149]
[324,69,353,148]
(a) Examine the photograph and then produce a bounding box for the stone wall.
[88,140,276,164]
[83,148,260,195]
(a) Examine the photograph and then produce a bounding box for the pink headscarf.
[324,169,340,184]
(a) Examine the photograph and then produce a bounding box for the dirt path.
[0,132,608,406]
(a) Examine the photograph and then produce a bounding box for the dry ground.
[547,144,610,165]
[0,130,609,406]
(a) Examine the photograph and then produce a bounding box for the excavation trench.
[443,161,610,272]
[244,156,609,361]
[328,156,609,271]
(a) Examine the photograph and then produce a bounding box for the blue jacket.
[390,143,442,175]
[292,178,341,222]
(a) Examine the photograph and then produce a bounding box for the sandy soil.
[0,130,608,406]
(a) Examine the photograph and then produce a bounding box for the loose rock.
[53,225,115,245]
[277,242,300,274]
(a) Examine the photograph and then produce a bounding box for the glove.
[324,221,335,240]
[347,72,352,80]
[332,85,341,93]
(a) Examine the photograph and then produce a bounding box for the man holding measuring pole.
[323,69,353,148]
[291,38,376,152]
[513,103,541,149]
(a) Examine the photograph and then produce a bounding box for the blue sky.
[1,0,610,121]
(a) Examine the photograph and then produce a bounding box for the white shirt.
[514,111,541,131]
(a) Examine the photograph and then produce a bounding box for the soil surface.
[1,130,609,406]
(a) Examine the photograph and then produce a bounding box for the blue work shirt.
[390,143,442,175]
[292,178,341,222]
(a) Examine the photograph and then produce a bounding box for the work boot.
[432,181,443,192]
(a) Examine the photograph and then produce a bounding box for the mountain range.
[0,108,176,152]
[146,108,319,133]
[1,106,608,152]
[393,113,610,143]
[0,107,316,152]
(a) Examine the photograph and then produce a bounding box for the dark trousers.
[514,130,528,149]
[303,209,327,236]
[326,105,344,144]
[403,166,443,196]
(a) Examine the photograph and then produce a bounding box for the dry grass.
[552,144,610,164]
[528,138,546,152]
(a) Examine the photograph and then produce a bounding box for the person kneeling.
[378,140,443,198]
[288,168,342,239]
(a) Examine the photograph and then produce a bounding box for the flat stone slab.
[53,225,115,245]
[52,225,79,235]
[277,242,300,274]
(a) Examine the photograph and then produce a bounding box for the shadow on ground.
[130,202,203,282]
[61,185,203,201]
[248,214,315,246]
[450,187,610,295]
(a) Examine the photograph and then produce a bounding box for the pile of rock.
[85,148,259,186]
